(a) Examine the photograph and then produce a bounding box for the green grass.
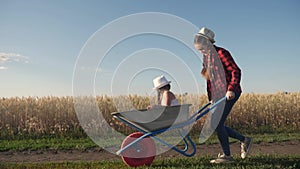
[1,132,299,152]
[0,155,299,169]
[0,137,97,152]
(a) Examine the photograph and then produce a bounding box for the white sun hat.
[195,27,215,43]
[153,75,171,90]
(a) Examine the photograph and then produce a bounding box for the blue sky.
[1,0,299,97]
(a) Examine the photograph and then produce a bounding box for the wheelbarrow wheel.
[121,132,156,167]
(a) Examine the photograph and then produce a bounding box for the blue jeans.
[215,92,245,156]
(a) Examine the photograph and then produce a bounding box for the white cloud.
[0,66,8,70]
[0,55,9,62]
[0,52,29,63]
[0,52,30,70]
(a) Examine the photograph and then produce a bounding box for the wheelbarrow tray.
[111,104,192,132]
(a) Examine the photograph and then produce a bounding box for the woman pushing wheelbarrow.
[194,27,252,164]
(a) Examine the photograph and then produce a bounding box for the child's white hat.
[153,75,171,90]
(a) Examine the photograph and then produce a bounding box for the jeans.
[215,92,245,156]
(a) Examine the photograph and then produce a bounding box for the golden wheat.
[0,92,299,139]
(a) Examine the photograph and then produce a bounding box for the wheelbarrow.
[111,96,226,167]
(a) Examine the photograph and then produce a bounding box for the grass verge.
[0,132,299,152]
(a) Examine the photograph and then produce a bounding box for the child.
[151,75,179,106]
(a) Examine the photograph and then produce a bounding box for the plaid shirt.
[205,45,242,101]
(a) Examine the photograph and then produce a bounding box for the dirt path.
[0,140,299,163]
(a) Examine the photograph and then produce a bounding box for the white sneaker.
[241,137,253,159]
[210,153,235,164]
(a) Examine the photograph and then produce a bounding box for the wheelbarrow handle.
[191,96,226,120]
[196,102,211,114]
[194,96,227,121]
[189,102,211,120]
[210,96,227,110]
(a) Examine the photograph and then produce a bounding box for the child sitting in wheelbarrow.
[148,75,179,109]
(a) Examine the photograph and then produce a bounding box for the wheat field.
[0,92,299,139]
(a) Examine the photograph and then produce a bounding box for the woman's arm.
[218,49,241,92]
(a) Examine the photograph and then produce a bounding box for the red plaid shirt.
[206,45,242,101]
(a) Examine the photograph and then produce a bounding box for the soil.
[0,140,299,163]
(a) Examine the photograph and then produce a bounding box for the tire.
[121,132,156,167]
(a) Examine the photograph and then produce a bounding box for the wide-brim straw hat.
[153,75,171,90]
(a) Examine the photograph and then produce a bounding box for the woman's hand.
[226,91,235,100]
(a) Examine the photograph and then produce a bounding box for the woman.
[194,27,252,164]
